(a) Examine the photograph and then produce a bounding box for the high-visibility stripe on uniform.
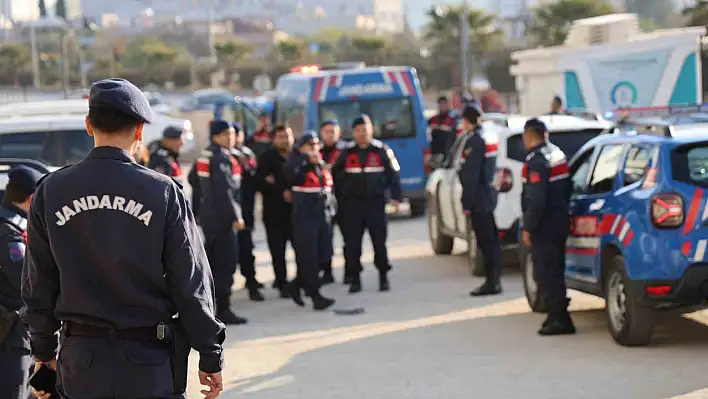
[292,186,332,193]
[345,167,362,173]
[363,166,385,173]
[196,158,210,177]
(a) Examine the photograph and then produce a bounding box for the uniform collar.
[87,146,135,163]
[208,143,230,155]
[159,143,179,159]
[0,204,27,231]
[528,142,545,154]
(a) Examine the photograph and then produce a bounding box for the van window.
[506,129,605,162]
[671,143,708,187]
[223,104,260,134]
[570,148,594,193]
[0,130,92,166]
[319,97,416,140]
[587,144,624,195]
[623,145,652,186]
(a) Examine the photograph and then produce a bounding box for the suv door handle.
[589,199,605,212]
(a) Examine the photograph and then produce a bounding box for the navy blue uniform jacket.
[331,140,402,202]
[195,144,243,231]
[0,205,27,311]
[458,126,498,213]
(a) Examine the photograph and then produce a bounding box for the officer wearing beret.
[332,115,402,294]
[147,125,185,183]
[459,103,503,297]
[283,131,336,311]
[0,166,42,399]
[21,78,226,398]
[521,118,575,335]
[230,123,265,302]
[246,112,273,159]
[196,120,248,325]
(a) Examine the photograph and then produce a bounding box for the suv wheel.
[428,196,453,255]
[466,226,485,277]
[604,255,655,346]
[519,244,546,313]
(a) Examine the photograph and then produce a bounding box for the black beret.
[231,122,243,133]
[8,166,43,194]
[351,114,371,129]
[162,126,184,139]
[296,130,319,148]
[437,95,448,103]
[210,120,231,137]
[89,78,153,124]
[524,118,547,133]
[462,103,483,122]
[320,119,339,128]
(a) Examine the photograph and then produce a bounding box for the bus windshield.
[319,97,415,140]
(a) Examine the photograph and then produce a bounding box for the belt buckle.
[157,322,166,341]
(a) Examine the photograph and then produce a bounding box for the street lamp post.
[460,0,470,92]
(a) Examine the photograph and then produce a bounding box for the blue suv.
[520,121,708,346]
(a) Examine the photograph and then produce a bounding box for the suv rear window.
[0,130,93,166]
[506,129,605,162]
[672,143,708,187]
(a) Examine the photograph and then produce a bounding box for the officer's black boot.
[470,263,502,297]
[343,274,354,285]
[310,290,335,311]
[248,287,265,302]
[378,272,390,292]
[320,263,335,285]
[348,274,362,294]
[539,300,575,336]
[286,279,305,307]
[216,298,248,325]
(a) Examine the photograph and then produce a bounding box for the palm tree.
[683,0,708,27]
[424,5,504,61]
[350,36,386,65]
[527,0,616,47]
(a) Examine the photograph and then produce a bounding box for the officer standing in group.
[255,125,294,298]
[284,131,336,311]
[21,78,225,398]
[332,115,402,294]
[246,112,273,159]
[231,122,265,302]
[458,103,503,297]
[521,118,575,336]
[0,166,42,399]
[197,120,248,325]
[547,96,568,115]
[319,119,347,284]
[147,126,185,183]
[428,96,458,166]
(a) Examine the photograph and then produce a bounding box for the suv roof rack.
[608,104,708,119]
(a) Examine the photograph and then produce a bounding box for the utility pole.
[30,22,41,88]
[460,0,470,91]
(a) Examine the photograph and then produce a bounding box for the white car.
[425,115,614,275]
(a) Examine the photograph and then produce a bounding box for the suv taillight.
[423,147,432,175]
[495,168,513,193]
[650,193,684,228]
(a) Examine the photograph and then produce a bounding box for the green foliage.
[55,0,67,20]
[0,44,31,84]
[275,39,307,62]
[214,40,253,64]
[683,0,708,27]
[527,0,616,47]
[38,0,47,18]
[120,36,184,85]
[626,0,677,28]
[424,5,504,57]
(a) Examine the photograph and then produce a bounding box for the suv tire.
[604,255,655,346]
[428,195,453,255]
[519,244,547,313]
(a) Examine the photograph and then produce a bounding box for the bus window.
[319,97,416,140]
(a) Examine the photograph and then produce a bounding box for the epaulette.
[156,148,169,157]
[36,164,73,186]
[335,140,348,149]
[345,141,356,149]
[171,177,184,190]
[370,139,384,148]
[240,146,256,158]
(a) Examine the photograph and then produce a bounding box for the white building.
[0,0,81,21]
[373,0,404,33]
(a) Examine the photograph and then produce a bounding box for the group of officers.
[429,97,576,337]
[145,109,403,323]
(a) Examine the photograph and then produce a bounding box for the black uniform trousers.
[292,217,333,294]
[238,228,257,287]
[469,211,502,281]
[0,320,31,399]
[203,228,238,308]
[341,198,391,274]
[56,335,180,398]
[264,221,291,287]
[531,222,569,313]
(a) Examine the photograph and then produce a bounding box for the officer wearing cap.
[196,120,248,325]
[246,112,273,159]
[147,125,185,182]
[0,166,42,399]
[283,131,336,311]
[20,78,226,398]
[319,119,347,284]
[428,95,459,165]
[521,118,575,336]
[332,114,402,294]
[459,103,503,297]
[230,122,265,302]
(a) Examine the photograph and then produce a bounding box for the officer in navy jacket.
[428,95,459,159]
[196,120,248,325]
[331,115,402,294]
[0,166,42,399]
[147,125,185,183]
[246,112,272,159]
[20,78,226,398]
[521,118,575,336]
[283,131,336,311]
[318,119,348,284]
[231,122,265,302]
[458,103,503,297]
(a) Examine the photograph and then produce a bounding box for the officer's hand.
[463,210,471,216]
[33,391,52,399]
[522,230,531,247]
[283,190,292,203]
[233,219,246,231]
[199,371,223,399]
[265,174,275,184]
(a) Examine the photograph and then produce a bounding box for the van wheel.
[428,196,453,255]
[410,199,426,217]
[604,255,655,346]
[466,227,485,277]
[519,244,546,313]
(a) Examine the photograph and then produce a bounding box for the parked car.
[178,89,234,113]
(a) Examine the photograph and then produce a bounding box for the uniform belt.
[65,322,173,343]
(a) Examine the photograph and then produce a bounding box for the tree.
[527,0,616,47]
[121,36,182,85]
[213,40,253,65]
[0,44,31,85]
[350,36,386,64]
[683,0,708,27]
[38,0,47,18]
[55,0,67,20]
[275,39,306,62]
[626,0,677,28]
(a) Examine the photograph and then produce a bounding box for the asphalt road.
[183,215,708,399]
